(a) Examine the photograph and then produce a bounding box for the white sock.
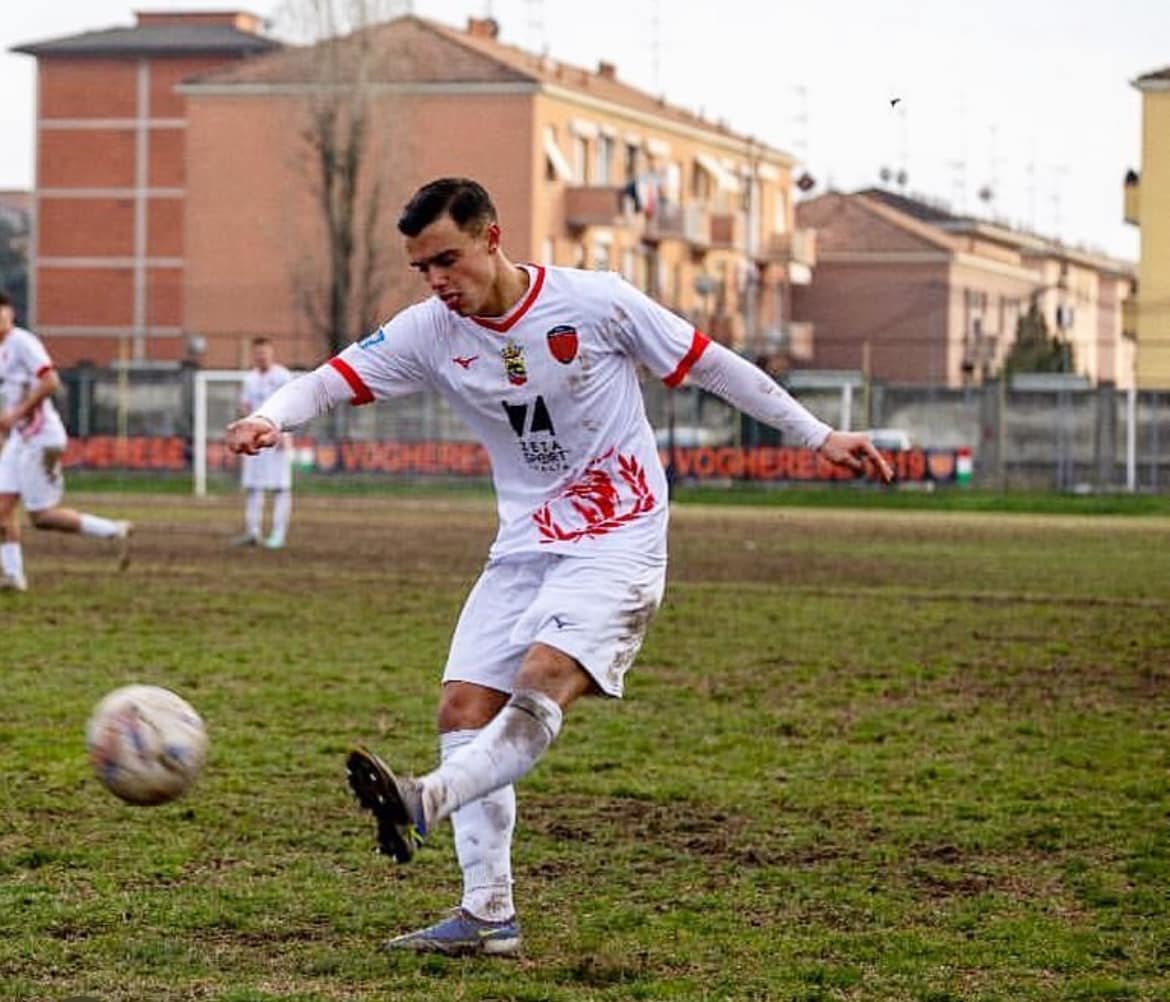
[79,514,119,538]
[441,729,516,922]
[419,690,562,828]
[1,541,23,579]
[270,489,291,541]
[244,490,264,538]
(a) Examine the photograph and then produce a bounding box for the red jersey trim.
[328,357,375,405]
[35,364,54,378]
[472,265,546,333]
[663,329,711,388]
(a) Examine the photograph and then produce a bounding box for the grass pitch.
[2,493,1168,1001]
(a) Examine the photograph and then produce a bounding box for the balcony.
[564,186,640,230]
[708,212,743,251]
[644,201,710,247]
[757,228,818,276]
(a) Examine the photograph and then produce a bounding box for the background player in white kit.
[226,179,893,956]
[233,337,294,549]
[0,291,132,592]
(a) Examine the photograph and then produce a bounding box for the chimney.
[135,10,263,33]
[597,60,617,81]
[466,17,500,39]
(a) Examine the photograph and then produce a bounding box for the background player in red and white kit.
[233,337,294,549]
[226,178,893,956]
[0,291,132,592]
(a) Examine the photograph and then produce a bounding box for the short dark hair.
[0,291,11,309]
[397,178,497,238]
[251,336,273,348]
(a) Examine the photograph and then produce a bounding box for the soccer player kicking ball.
[226,178,893,957]
[0,291,133,592]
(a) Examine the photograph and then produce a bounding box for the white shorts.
[443,550,667,698]
[241,445,292,491]
[0,433,66,511]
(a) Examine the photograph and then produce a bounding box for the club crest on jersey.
[501,341,528,386]
[546,324,579,364]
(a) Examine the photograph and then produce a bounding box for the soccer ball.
[86,684,209,806]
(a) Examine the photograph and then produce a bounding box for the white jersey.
[0,325,66,445]
[332,265,710,559]
[241,364,293,414]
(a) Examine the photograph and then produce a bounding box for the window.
[692,164,713,202]
[572,136,589,184]
[596,135,615,186]
[624,143,640,183]
[621,247,636,283]
[773,188,787,234]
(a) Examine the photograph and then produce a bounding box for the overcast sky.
[2,0,1167,259]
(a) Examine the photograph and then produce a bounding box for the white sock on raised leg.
[441,729,516,922]
[419,690,562,829]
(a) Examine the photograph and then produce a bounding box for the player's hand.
[225,416,280,455]
[0,409,18,435]
[818,430,895,484]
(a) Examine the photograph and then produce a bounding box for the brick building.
[177,15,816,369]
[12,11,279,366]
[794,189,1135,388]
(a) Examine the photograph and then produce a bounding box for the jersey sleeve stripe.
[663,329,711,388]
[34,364,54,378]
[328,357,375,405]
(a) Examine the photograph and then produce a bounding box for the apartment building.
[794,189,1135,388]
[1126,66,1170,388]
[12,11,279,366]
[177,15,815,368]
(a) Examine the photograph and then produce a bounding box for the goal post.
[192,369,249,497]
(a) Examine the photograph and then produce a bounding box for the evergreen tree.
[1003,301,1073,374]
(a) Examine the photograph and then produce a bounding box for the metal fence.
[55,365,1170,492]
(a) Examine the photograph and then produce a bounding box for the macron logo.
[452,355,479,369]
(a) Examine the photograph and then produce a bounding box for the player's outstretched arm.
[224,365,351,455]
[685,342,893,483]
[225,415,281,455]
[818,430,894,483]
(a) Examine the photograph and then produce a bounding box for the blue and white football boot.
[383,908,522,957]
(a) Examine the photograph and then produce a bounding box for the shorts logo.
[546,324,579,364]
[501,342,528,386]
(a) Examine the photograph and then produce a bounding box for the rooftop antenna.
[978,123,999,215]
[1049,164,1069,240]
[897,99,909,182]
[524,0,546,52]
[649,0,661,92]
[791,84,809,163]
[1025,141,1038,232]
[950,89,968,213]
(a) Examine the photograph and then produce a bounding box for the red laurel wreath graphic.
[533,452,657,543]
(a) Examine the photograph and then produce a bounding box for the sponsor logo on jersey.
[546,324,579,364]
[501,342,528,386]
[358,329,385,350]
[452,355,479,369]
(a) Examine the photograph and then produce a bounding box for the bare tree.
[272,0,407,360]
